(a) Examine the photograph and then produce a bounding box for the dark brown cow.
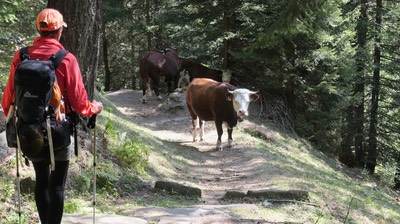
[139,49,181,103]
[186,78,259,150]
[180,58,223,82]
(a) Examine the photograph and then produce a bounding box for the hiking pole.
[87,114,97,224]
[13,109,22,224]
[16,136,22,224]
[46,113,56,171]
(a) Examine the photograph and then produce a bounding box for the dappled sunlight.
[100,89,400,224]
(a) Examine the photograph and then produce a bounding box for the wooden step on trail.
[224,189,310,202]
[154,180,202,197]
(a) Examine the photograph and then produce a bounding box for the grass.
[243,130,399,223]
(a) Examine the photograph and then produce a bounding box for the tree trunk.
[339,107,356,167]
[366,0,382,174]
[131,40,137,90]
[341,0,368,168]
[353,0,368,168]
[145,0,152,50]
[354,101,365,167]
[102,22,111,91]
[223,11,229,70]
[395,153,400,189]
[48,0,101,101]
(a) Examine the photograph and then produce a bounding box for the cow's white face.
[227,89,259,118]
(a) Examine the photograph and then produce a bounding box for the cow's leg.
[187,103,198,142]
[227,125,236,148]
[142,88,147,103]
[141,82,148,103]
[153,78,162,100]
[192,118,198,142]
[199,118,204,141]
[167,81,173,93]
[173,77,179,92]
[215,120,223,151]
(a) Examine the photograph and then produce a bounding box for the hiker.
[1,8,103,224]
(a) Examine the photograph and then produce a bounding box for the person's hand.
[92,100,103,114]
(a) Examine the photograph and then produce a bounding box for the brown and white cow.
[186,78,259,151]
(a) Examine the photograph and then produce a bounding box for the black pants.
[33,160,69,224]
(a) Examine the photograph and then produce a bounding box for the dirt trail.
[97,89,286,223]
[105,89,274,203]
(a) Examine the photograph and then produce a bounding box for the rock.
[168,92,182,102]
[247,189,310,201]
[159,92,186,112]
[123,204,262,224]
[0,106,6,132]
[223,190,247,199]
[20,177,36,195]
[0,132,10,161]
[62,214,148,224]
[154,180,202,198]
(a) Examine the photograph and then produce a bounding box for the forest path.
[64,89,292,224]
[105,89,277,201]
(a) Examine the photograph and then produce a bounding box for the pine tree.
[48,0,101,100]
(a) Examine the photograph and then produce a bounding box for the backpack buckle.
[21,54,30,61]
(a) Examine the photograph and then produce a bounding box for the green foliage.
[102,0,128,23]
[116,175,141,193]
[114,139,150,174]
[64,199,84,214]
[0,0,46,95]
[4,213,27,224]
[0,1,21,23]
[96,167,120,194]
[0,0,395,202]
[105,118,116,137]
[151,195,197,208]
[0,161,16,203]
[0,179,14,202]
[75,172,92,194]
[105,118,150,174]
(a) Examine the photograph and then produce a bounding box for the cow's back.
[163,51,181,80]
[140,50,181,79]
[181,59,222,82]
[186,78,236,122]
[140,51,163,78]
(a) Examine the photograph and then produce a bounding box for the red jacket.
[2,36,100,117]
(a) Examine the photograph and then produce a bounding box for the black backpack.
[11,47,71,161]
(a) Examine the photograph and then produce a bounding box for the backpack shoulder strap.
[19,47,30,61]
[50,49,69,69]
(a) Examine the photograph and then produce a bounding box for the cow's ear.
[250,91,260,101]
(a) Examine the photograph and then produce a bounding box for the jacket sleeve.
[58,53,101,117]
[1,51,20,117]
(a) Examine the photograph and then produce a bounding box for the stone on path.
[247,189,310,201]
[62,214,148,224]
[154,180,202,197]
[123,204,261,224]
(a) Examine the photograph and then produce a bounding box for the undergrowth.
[104,118,150,174]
